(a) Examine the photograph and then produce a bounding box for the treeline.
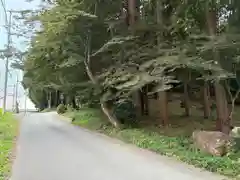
[19,0,240,133]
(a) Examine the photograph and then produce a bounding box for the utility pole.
[15,74,19,113]
[12,84,15,111]
[11,73,19,113]
[24,91,27,115]
[2,11,12,114]
[15,73,19,107]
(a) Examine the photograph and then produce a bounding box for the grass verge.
[41,108,56,113]
[65,108,240,178]
[0,112,18,180]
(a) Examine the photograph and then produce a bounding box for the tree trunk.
[143,86,149,115]
[206,1,230,133]
[48,91,51,109]
[71,96,77,109]
[144,94,149,115]
[137,88,148,116]
[84,43,121,128]
[128,0,138,25]
[156,0,168,125]
[139,90,145,115]
[159,91,168,126]
[66,95,71,105]
[183,82,190,116]
[214,83,230,133]
[101,101,121,129]
[203,81,210,119]
[83,2,121,128]
[133,91,142,117]
[55,90,59,107]
[128,0,144,118]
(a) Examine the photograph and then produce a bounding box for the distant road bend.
[11,112,227,180]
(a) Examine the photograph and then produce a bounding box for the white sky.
[0,0,40,110]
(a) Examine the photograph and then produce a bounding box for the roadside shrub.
[230,127,240,151]
[66,104,74,112]
[113,100,137,127]
[57,104,66,114]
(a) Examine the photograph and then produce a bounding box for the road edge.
[55,113,231,180]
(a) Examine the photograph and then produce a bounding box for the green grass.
[71,108,105,129]
[41,108,56,113]
[0,112,18,180]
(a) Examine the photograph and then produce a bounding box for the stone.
[230,126,240,138]
[192,130,233,156]
[230,127,240,151]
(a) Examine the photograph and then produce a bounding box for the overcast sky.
[0,0,40,110]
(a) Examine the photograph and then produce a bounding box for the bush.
[57,104,66,114]
[66,104,74,112]
[113,100,137,127]
[230,127,240,151]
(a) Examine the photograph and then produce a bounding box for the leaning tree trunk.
[84,45,121,128]
[82,2,121,129]
[84,40,121,128]
[206,1,230,134]
[156,0,169,125]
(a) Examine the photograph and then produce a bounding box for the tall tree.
[205,0,230,133]
[156,0,169,125]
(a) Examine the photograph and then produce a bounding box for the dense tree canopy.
[16,0,240,132]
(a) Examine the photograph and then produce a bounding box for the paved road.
[11,112,227,180]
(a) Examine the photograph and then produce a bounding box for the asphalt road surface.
[11,112,227,180]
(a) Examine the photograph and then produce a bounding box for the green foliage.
[16,0,240,177]
[233,138,240,152]
[0,113,18,180]
[41,108,56,112]
[117,130,239,177]
[76,84,100,108]
[66,104,74,112]
[57,104,66,114]
[231,127,240,151]
[71,108,106,129]
[113,100,137,127]
[21,0,240,110]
